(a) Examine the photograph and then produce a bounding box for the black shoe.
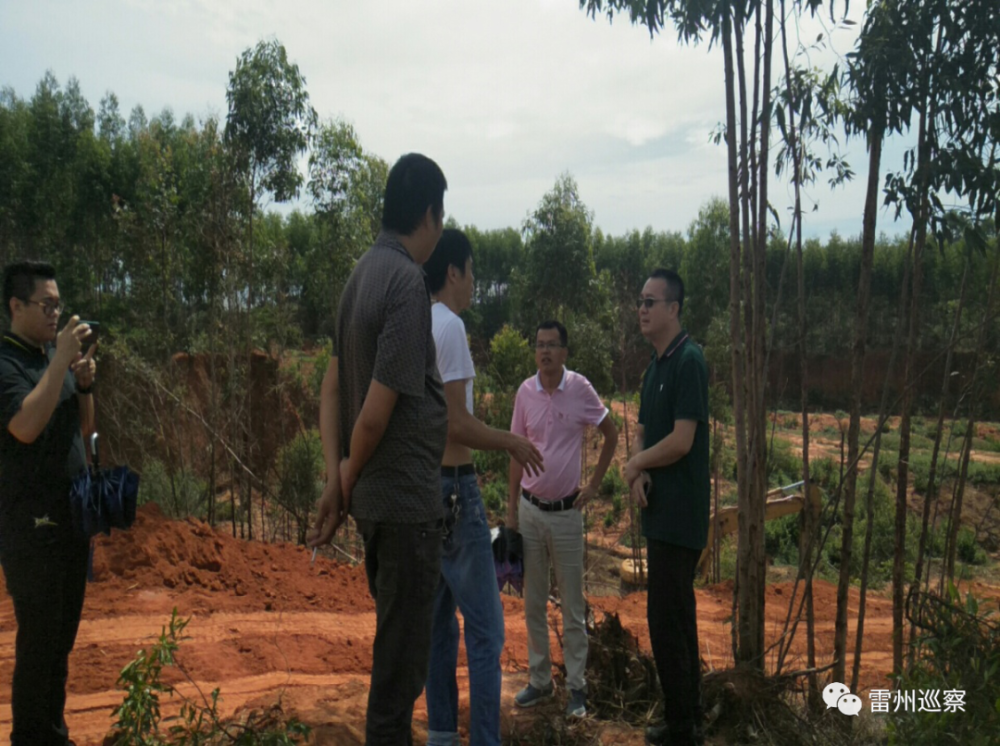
[645,721,698,746]
[645,723,670,746]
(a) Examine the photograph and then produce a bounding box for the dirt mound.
[88,503,373,617]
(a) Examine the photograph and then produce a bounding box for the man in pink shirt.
[507,320,618,718]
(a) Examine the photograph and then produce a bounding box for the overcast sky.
[1,0,917,241]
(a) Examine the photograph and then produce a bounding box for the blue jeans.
[426,472,505,746]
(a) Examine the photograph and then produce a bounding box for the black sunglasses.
[636,297,676,310]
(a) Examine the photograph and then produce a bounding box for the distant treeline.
[1,73,997,407]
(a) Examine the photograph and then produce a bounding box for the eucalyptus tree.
[517,173,602,323]
[463,225,524,344]
[581,0,852,669]
[842,0,1000,677]
[225,38,316,268]
[224,38,316,539]
[225,37,316,329]
[516,174,615,390]
[0,87,30,267]
[306,119,388,334]
[770,10,852,706]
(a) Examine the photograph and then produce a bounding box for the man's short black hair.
[3,260,56,319]
[381,153,447,235]
[648,268,685,316]
[424,228,473,295]
[536,320,568,347]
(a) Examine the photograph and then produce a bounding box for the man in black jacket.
[0,260,96,746]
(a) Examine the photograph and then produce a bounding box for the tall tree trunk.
[721,6,749,665]
[893,95,932,675]
[774,0,818,697]
[735,0,774,669]
[944,249,1000,580]
[833,124,881,685]
[852,225,912,692]
[795,199,819,711]
[908,248,969,662]
[244,176,256,541]
[945,419,975,581]
[720,0,775,670]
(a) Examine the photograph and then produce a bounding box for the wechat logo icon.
[823,682,863,717]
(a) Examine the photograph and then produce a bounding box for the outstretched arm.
[444,379,543,476]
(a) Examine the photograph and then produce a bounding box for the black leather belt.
[441,463,476,477]
[522,489,578,512]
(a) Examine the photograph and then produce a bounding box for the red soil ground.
[4,505,996,745]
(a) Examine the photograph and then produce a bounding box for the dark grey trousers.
[357,519,442,746]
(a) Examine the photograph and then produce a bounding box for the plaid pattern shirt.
[334,231,447,524]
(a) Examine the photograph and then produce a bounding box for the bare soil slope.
[1,504,997,745]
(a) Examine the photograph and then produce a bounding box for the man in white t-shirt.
[422,228,544,746]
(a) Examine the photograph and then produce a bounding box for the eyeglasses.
[24,299,64,316]
[534,342,565,351]
[636,297,676,310]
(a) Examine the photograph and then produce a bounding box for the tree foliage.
[225,38,317,205]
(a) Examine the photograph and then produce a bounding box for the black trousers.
[1,538,89,746]
[357,519,442,746]
[647,539,703,745]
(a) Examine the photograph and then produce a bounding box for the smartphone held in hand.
[78,321,99,342]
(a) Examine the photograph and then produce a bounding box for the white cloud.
[0,0,915,239]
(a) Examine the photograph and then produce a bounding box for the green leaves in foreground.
[111,608,310,745]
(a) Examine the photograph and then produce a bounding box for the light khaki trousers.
[519,496,587,693]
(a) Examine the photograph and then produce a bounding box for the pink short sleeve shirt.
[510,368,609,500]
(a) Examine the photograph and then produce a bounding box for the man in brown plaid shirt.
[310,153,448,745]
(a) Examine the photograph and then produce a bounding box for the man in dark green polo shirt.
[624,268,709,746]
[1,260,97,746]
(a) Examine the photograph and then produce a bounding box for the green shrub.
[764,513,800,566]
[563,312,614,395]
[971,434,1000,453]
[767,437,803,488]
[889,586,1000,745]
[274,430,324,543]
[112,609,310,745]
[472,370,517,480]
[480,479,507,515]
[965,460,1000,487]
[309,339,333,399]
[718,534,738,580]
[612,492,623,515]
[602,490,625,528]
[486,324,534,390]
[817,472,953,586]
[619,531,646,549]
[810,457,838,489]
[600,464,627,497]
[956,527,988,565]
[849,473,897,582]
[140,459,208,519]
